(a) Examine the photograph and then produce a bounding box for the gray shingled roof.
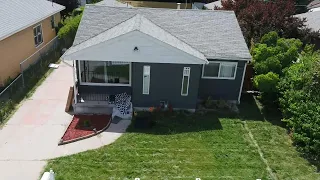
[295,11,320,31]
[72,5,251,61]
[0,0,65,41]
[65,14,207,62]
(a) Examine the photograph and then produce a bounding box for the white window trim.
[181,67,190,96]
[142,65,151,95]
[202,61,238,80]
[78,60,132,87]
[33,24,44,48]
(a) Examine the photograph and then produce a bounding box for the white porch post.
[73,60,78,105]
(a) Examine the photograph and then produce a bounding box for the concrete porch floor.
[0,61,130,180]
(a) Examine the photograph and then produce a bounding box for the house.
[96,0,133,7]
[62,5,251,114]
[204,0,223,10]
[295,11,320,49]
[0,0,65,87]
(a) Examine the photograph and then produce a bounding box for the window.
[33,24,43,47]
[79,61,131,86]
[202,61,237,79]
[181,67,190,96]
[51,15,55,29]
[143,66,150,95]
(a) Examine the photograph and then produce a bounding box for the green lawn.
[45,95,319,180]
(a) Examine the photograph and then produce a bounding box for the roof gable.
[64,14,207,63]
[72,5,251,61]
[63,30,208,64]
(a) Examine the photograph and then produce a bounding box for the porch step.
[73,104,113,115]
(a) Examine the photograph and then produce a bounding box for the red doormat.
[59,115,111,145]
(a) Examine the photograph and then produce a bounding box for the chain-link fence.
[0,36,62,123]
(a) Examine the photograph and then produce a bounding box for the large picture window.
[79,61,131,86]
[33,24,43,47]
[202,61,237,79]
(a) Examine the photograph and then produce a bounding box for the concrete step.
[73,105,113,115]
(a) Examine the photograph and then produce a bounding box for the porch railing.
[77,93,109,102]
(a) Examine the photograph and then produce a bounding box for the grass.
[44,95,320,180]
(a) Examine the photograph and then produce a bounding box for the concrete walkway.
[0,62,130,180]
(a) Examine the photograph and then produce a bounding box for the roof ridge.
[72,13,138,46]
[137,15,207,61]
[137,14,207,59]
[85,4,235,14]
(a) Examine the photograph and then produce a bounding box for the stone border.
[58,116,112,146]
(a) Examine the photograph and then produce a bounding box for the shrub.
[58,14,82,48]
[254,72,279,93]
[278,46,320,161]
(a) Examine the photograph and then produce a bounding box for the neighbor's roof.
[96,0,133,7]
[71,5,251,61]
[0,0,65,41]
[295,11,320,31]
[308,0,320,10]
[204,0,222,10]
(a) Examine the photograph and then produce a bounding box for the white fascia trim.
[0,7,65,41]
[206,56,252,62]
[237,62,247,104]
[201,61,238,80]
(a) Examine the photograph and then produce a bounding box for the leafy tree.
[216,0,318,46]
[251,32,302,105]
[53,0,79,17]
[278,45,320,160]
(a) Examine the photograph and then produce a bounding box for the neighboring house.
[0,0,65,87]
[204,0,223,10]
[307,0,320,11]
[295,11,320,48]
[96,0,133,7]
[62,5,251,113]
[192,2,205,9]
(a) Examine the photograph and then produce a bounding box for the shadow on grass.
[237,94,285,127]
[127,111,223,135]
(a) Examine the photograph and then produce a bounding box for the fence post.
[20,63,25,88]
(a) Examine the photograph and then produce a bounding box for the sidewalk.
[0,62,129,180]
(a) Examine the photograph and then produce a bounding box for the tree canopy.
[217,0,318,46]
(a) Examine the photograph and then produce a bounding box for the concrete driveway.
[0,62,130,180]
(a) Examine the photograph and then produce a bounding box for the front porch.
[72,60,133,116]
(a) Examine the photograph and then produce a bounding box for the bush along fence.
[0,36,62,123]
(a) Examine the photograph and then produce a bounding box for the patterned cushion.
[114,92,131,115]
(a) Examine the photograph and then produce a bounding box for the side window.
[33,24,43,47]
[143,66,150,95]
[51,15,55,29]
[202,61,237,79]
[181,67,190,96]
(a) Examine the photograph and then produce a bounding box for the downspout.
[237,61,248,104]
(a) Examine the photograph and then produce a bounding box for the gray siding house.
[62,5,251,114]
